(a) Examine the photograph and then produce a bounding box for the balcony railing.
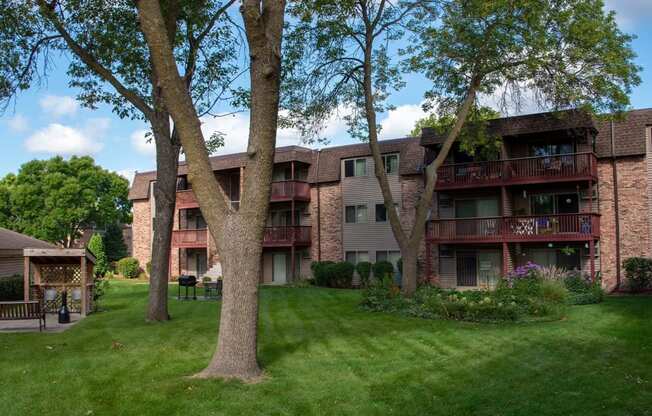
[436,152,597,189]
[171,229,208,248]
[427,213,600,243]
[263,226,311,246]
[176,190,199,209]
[270,180,311,201]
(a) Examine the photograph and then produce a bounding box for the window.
[344,158,367,177]
[530,193,579,215]
[376,250,401,266]
[382,154,399,174]
[375,203,399,222]
[345,205,367,223]
[346,251,369,264]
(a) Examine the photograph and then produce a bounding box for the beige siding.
[0,253,23,278]
[341,155,401,262]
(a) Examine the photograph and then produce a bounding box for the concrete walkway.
[0,314,83,333]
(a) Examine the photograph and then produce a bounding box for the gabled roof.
[0,227,56,251]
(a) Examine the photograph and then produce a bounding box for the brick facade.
[598,156,651,291]
[400,176,428,278]
[315,182,342,262]
[131,200,151,271]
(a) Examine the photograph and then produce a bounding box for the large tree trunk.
[137,0,285,380]
[196,219,263,378]
[148,123,180,321]
[400,243,419,296]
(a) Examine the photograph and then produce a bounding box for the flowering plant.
[507,262,541,281]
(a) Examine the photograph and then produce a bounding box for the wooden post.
[502,242,509,277]
[589,239,596,282]
[80,254,88,316]
[23,256,30,302]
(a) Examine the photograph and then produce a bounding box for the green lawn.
[1,281,651,416]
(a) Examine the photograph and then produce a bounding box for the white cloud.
[604,0,652,29]
[117,169,136,185]
[39,95,78,118]
[378,103,427,139]
[130,129,156,156]
[25,123,103,155]
[6,114,29,133]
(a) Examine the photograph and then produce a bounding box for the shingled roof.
[129,138,423,200]
[420,108,652,159]
[420,109,597,147]
[0,227,56,251]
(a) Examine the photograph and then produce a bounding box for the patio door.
[456,252,477,287]
[273,252,287,284]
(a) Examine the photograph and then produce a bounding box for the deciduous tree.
[284,0,640,295]
[0,0,240,320]
[136,0,285,380]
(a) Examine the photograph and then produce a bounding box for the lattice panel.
[43,286,81,313]
[40,264,81,284]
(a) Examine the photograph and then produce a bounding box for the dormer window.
[344,158,367,177]
[382,154,399,174]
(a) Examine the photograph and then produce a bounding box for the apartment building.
[128,108,652,291]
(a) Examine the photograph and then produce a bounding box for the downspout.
[315,150,322,261]
[611,121,622,290]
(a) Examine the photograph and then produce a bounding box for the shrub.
[564,271,604,304]
[355,261,372,287]
[623,257,652,292]
[146,261,152,276]
[362,276,568,323]
[373,261,394,280]
[0,275,23,301]
[116,257,140,279]
[88,233,108,277]
[319,261,354,288]
[311,261,334,286]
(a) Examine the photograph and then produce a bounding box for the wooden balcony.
[436,152,597,190]
[270,181,311,202]
[427,213,600,243]
[263,226,311,247]
[171,229,208,248]
[176,190,199,209]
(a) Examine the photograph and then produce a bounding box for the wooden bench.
[0,301,46,331]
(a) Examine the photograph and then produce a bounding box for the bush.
[373,261,394,280]
[327,262,355,288]
[362,276,569,323]
[0,275,23,301]
[623,257,652,292]
[356,261,372,287]
[311,261,335,286]
[563,271,604,304]
[88,233,108,277]
[116,257,141,279]
[146,261,152,276]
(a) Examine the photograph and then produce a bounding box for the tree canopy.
[0,156,131,247]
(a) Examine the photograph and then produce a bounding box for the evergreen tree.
[88,233,108,277]
[104,223,128,263]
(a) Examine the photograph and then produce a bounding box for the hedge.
[623,257,652,292]
[373,261,394,280]
[356,261,372,287]
[311,261,354,288]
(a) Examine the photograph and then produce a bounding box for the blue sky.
[1,1,651,183]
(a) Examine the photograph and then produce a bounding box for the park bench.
[0,300,46,331]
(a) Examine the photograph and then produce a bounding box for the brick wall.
[598,156,651,291]
[400,176,428,279]
[131,200,151,271]
[315,182,342,261]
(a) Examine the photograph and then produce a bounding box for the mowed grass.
[1,281,651,416]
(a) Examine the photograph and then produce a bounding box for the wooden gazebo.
[23,248,96,316]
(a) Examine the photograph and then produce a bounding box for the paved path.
[0,313,83,333]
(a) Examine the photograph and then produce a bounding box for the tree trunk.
[147,125,180,321]
[400,244,419,296]
[136,0,285,380]
[196,219,263,379]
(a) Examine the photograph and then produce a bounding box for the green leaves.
[1,156,131,246]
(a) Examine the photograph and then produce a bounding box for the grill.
[177,275,197,300]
